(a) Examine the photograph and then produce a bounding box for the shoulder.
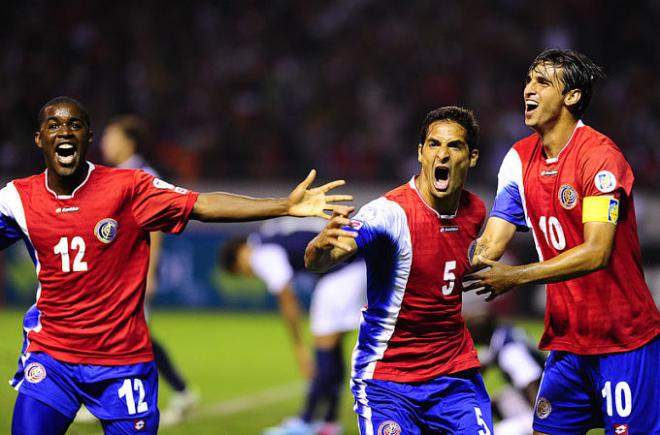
[353,195,406,232]
[576,126,627,161]
[511,132,540,155]
[461,190,486,219]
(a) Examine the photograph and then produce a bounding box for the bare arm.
[471,216,518,266]
[465,221,616,301]
[145,232,163,301]
[277,283,312,378]
[305,213,358,273]
[190,170,352,222]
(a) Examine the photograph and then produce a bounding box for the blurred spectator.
[0,1,659,188]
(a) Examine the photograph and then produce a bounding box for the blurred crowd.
[1,0,658,187]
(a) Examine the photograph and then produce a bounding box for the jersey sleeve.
[580,145,634,198]
[250,243,293,294]
[130,170,199,234]
[0,184,24,250]
[348,197,404,251]
[490,148,529,231]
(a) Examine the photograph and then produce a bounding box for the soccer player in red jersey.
[1,96,352,435]
[305,107,494,434]
[465,49,660,434]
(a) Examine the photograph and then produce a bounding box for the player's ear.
[35,131,42,149]
[564,89,582,109]
[417,143,423,163]
[469,148,479,168]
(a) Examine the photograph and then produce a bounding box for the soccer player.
[100,115,198,425]
[464,49,660,434]
[305,106,494,434]
[219,217,366,435]
[2,96,352,435]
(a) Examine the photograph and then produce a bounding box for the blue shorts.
[534,335,660,435]
[12,351,159,433]
[352,369,493,434]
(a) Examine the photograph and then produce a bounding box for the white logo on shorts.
[24,362,47,383]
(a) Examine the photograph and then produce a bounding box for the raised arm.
[305,213,358,273]
[190,170,353,222]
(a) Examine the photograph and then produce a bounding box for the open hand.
[287,169,353,219]
[463,256,521,301]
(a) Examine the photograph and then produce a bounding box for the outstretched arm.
[465,221,615,301]
[470,216,517,266]
[190,170,353,222]
[305,213,358,273]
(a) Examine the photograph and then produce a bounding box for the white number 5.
[441,261,457,295]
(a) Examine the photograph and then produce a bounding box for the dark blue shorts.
[12,351,159,434]
[534,335,660,435]
[352,370,493,434]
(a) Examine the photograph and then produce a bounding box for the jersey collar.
[408,176,457,219]
[44,162,96,200]
[545,120,585,163]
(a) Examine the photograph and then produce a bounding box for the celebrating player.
[2,96,352,435]
[465,49,660,434]
[305,106,493,434]
[220,217,366,435]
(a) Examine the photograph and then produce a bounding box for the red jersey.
[351,178,485,382]
[0,163,198,365]
[491,122,660,354]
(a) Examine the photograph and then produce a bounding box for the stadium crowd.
[0,0,659,187]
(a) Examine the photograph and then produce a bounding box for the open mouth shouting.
[525,99,539,117]
[55,142,78,166]
[434,166,450,191]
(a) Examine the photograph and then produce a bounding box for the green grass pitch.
[0,309,604,434]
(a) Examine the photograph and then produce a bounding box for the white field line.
[189,382,306,420]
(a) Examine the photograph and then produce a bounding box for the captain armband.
[582,196,619,224]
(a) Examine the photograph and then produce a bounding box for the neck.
[537,114,579,159]
[415,177,460,216]
[47,162,89,196]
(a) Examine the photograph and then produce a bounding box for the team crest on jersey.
[24,362,47,383]
[95,218,119,244]
[558,184,578,209]
[378,420,401,435]
[535,397,552,419]
[613,424,629,435]
[153,178,189,194]
[594,170,617,193]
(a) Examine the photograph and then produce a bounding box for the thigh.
[80,361,160,432]
[424,372,493,435]
[13,352,81,420]
[352,378,422,435]
[532,352,600,435]
[12,393,73,435]
[597,336,660,434]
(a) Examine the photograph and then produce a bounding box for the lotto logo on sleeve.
[24,362,47,383]
[153,178,189,194]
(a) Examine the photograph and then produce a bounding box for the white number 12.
[118,378,149,415]
[53,236,88,272]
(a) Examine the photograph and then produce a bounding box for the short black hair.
[218,236,249,273]
[38,96,90,127]
[418,106,479,150]
[529,48,605,118]
[106,115,149,149]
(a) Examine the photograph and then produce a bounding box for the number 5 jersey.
[0,164,199,365]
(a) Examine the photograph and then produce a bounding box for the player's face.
[101,125,133,166]
[523,63,569,132]
[35,103,92,178]
[416,120,478,211]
